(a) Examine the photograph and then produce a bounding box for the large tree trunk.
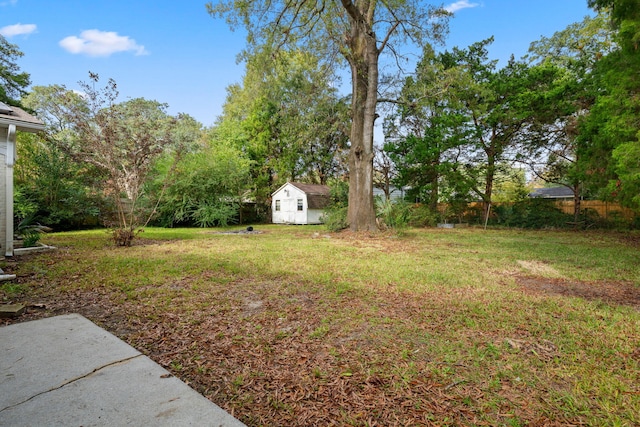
[346,11,379,232]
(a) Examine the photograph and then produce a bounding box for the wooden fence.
[554,200,637,221]
[440,200,638,223]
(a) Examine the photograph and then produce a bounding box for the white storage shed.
[271,182,331,225]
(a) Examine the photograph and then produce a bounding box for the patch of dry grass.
[2,226,639,426]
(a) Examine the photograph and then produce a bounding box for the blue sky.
[2,1,594,128]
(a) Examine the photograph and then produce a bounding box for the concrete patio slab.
[0,314,245,426]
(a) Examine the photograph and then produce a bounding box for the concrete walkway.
[0,314,246,426]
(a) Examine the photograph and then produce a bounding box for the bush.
[323,206,348,232]
[112,227,136,247]
[21,230,41,248]
[408,204,438,227]
[323,180,349,232]
[15,214,43,248]
[376,199,412,232]
[192,202,239,227]
[492,199,572,228]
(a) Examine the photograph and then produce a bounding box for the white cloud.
[0,23,37,37]
[445,0,480,13]
[59,29,148,57]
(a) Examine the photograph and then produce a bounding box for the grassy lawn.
[2,226,639,426]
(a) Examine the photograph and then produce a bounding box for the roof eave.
[0,117,45,133]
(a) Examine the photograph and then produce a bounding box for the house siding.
[374,186,407,202]
[0,128,7,254]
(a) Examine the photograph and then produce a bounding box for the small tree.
[60,74,176,245]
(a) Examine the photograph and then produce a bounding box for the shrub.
[376,199,412,232]
[323,206,348,232]
[492,199,572,228]
[408,204,438,227]
[323,180,349,232]
[16,214,43,248]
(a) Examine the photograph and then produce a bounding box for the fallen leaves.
[2,230,639,426]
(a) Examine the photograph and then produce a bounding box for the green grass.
[4,225,640,426]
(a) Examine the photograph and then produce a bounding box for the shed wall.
[272,184,309,224]
[306,209,324,225]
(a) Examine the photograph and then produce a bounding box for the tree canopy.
[208,0,450,231]
[0,35,30,106]
[579,0,640,208]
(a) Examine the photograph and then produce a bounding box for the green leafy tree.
[14,132,102,229]
[441,40,571,222]
[214,48,349,217]
[491,165,530,203]
[19,85,103,229]
[386,38,572,223]
[0,35,30,106]
[384,44,470,211]
[580,0,640,209]
[156,138,252,227]
[207,0,450,231]
[524,12,614,221]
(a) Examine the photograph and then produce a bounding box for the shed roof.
[0,104,45,133]
[292,183,330,210]
[289,182,330,196]
[529,186,575,199]
[273,182,331,210]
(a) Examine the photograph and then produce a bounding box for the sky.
[2,1,595,129]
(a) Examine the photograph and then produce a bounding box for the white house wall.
[0,127,7,255]
[374,186,407,202]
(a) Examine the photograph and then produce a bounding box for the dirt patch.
[516,275,640,310]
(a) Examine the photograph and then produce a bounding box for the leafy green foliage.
[610,138,640,207]
[155,139,251,227]
[492,199,573,228]
[14,132,102,230]
[386,38,572,225]
[491,166,531,203]
[323,180,349,232]
[376,199,413,232]
[16,215,42,247]
[577,1,640,210]
[214,48,349,216]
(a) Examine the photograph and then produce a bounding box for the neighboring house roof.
[0,103,45,132]
[529,186,575,199]
[273,182,331,210]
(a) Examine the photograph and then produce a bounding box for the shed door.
[285,199,296,223]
